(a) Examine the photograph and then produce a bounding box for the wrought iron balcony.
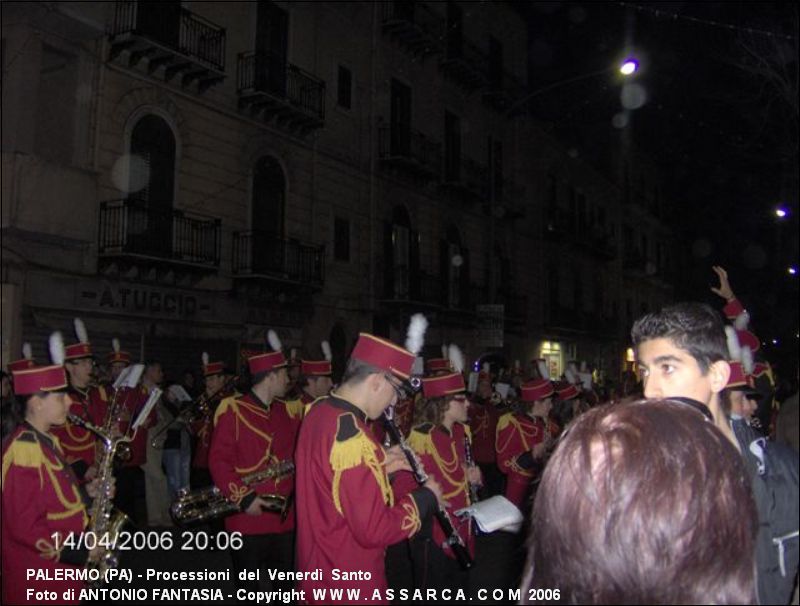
[237,51,326,133]
[232,231,324,288]
[381,1,445,57]
[443,154,489,201]
[378,124,442,179]
[381,266,444,309]
[98,199,221,267]
[440,36,489,91]
[109,1,226,92]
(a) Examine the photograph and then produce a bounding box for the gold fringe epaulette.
[281,398,305,420]
[330,413,392,514]
[496,411,515,433]
[2,431,45,487]
[213,395,241,425]
[407,425,436,457]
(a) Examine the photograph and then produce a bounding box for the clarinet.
[383,414,474,570]
[463,433,482,536]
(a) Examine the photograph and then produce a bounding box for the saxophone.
[67,413,131,586]
[170,459,294,525]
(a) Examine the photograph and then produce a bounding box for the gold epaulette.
[496,411,515,433]
[280,398,304,420]
[213,395,242,425]
[2,431,45,487]
[407,424,436,457]
[330,412,392,514]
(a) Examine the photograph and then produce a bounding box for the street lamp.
[619,59,639,76]
[775,207,789,219]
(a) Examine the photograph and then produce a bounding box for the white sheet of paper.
[168,384,192,403]
[495,383,510,400]
[468,372,479,393]
[132,387,162,430]
[456,495,524,533]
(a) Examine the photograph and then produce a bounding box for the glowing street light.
[775,207,788,218]
[620,59,639,76]
[789,266,798,275]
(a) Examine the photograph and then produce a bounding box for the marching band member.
[399,344,480,592]
[209,331,299,594]
[296,341,334,415]
[3,343,35,440]
[468,363,502,498]
[495,378,555,510]
[2,333,104,605]
[190,353,229,489]
[295,319,444,604]
[51,318,109,480]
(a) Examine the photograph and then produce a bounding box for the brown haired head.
[522,398,757,605]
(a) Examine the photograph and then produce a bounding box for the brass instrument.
[67,413,130,586]
[170,459,294,525]
[101,386,133,464]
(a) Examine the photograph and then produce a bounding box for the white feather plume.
[568,361,578,375]
[202,351,209,366]
[49,332,65,365]
[482,362,490,373]
[725,325,742,361]
[321,341,332,362]
[290,348,297,360]
[514,359,520,369]
[112,338,121,353]
[741,346,754,375]
[580,360,588,372]
[404,313,428,356]
[564,367,577,384]
[441,344,448,359]
[733,310,750,331]
[267,329,282,353]
[536,359,550,380]
[22,342,33,360]
[448,344,465,374]
[74,317,88,344]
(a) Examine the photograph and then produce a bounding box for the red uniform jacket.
[395,422,475,559]
[208,391,299,535]
[495,411,546,509]
[50,385,109,474]
[468,398,500,464]
[295,394,437,604]
[108,384,154,468]
[2,425,90,605]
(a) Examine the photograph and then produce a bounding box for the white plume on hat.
[725,325,742,361]
[568,361,579,375]
[112,338,121,353]
[321,341,332,362]
[290,348,297,360]
[514,359,520,369]
[404,313,428,356]
[733,310,750,331]
[202,351,209,366]
[441,344,448,359]
[49,332,65,366]
[74,318,88,344]
[564,367,578,385]
[22,342,33,360]
[536,359,550,380]
[580,360,588,372]
[448,344,465,374]
[267,329,282,353]
[741,346,754,375]
[481,362,490,374]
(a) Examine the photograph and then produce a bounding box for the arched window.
[251,156,286,273]
[441,225,465,308]
[128,114,176,256]
[384,206,413,299]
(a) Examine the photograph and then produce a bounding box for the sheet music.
[132,387,162,430]
[495,382,510,400]
[113,363,144,390]
[167,384,192,403]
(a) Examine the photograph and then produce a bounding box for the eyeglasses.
[452,395,468,403]
[384,374,410,401]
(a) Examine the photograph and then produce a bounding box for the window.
[35,45,78,164]
[337,65,352,109]
[334,216,350,262]
[251,156,286,273]
[390,79,412,155]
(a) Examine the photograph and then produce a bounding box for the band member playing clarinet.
[396,344,481,593]
[209,331,299,595]
[295,316,445,605]
[2,333,107,605]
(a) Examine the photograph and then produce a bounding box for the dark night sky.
[516,1,799,372]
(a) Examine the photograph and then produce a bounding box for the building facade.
[1,1,673,385]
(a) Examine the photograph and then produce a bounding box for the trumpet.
[170,459,294,525]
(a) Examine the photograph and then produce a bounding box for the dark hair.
[631,302,728,373]
[251,366,286,387]
[522,399,757,605]
[414,396,447,427]
[340,358,382,385]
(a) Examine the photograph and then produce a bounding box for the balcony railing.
[111,1,226,72]
[237,51,325,125]
[98,199,221,266]
[444,154,489,200]
[381,1,445,56]
[232,231,324,287]
[378,125,442,177]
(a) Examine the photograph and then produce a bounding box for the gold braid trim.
[400,499,421,537]
[2,438,45,487]
[407,430,435,457]
[330,418,393,515]
[282,398,305,420]
[228,483,252,506]
[36,538,61,561]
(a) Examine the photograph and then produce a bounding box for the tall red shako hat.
[12,332,68,395]
[8,342,35,372]
[64,318,93,361]
[301,341,333,377]
[248,329,287,375]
